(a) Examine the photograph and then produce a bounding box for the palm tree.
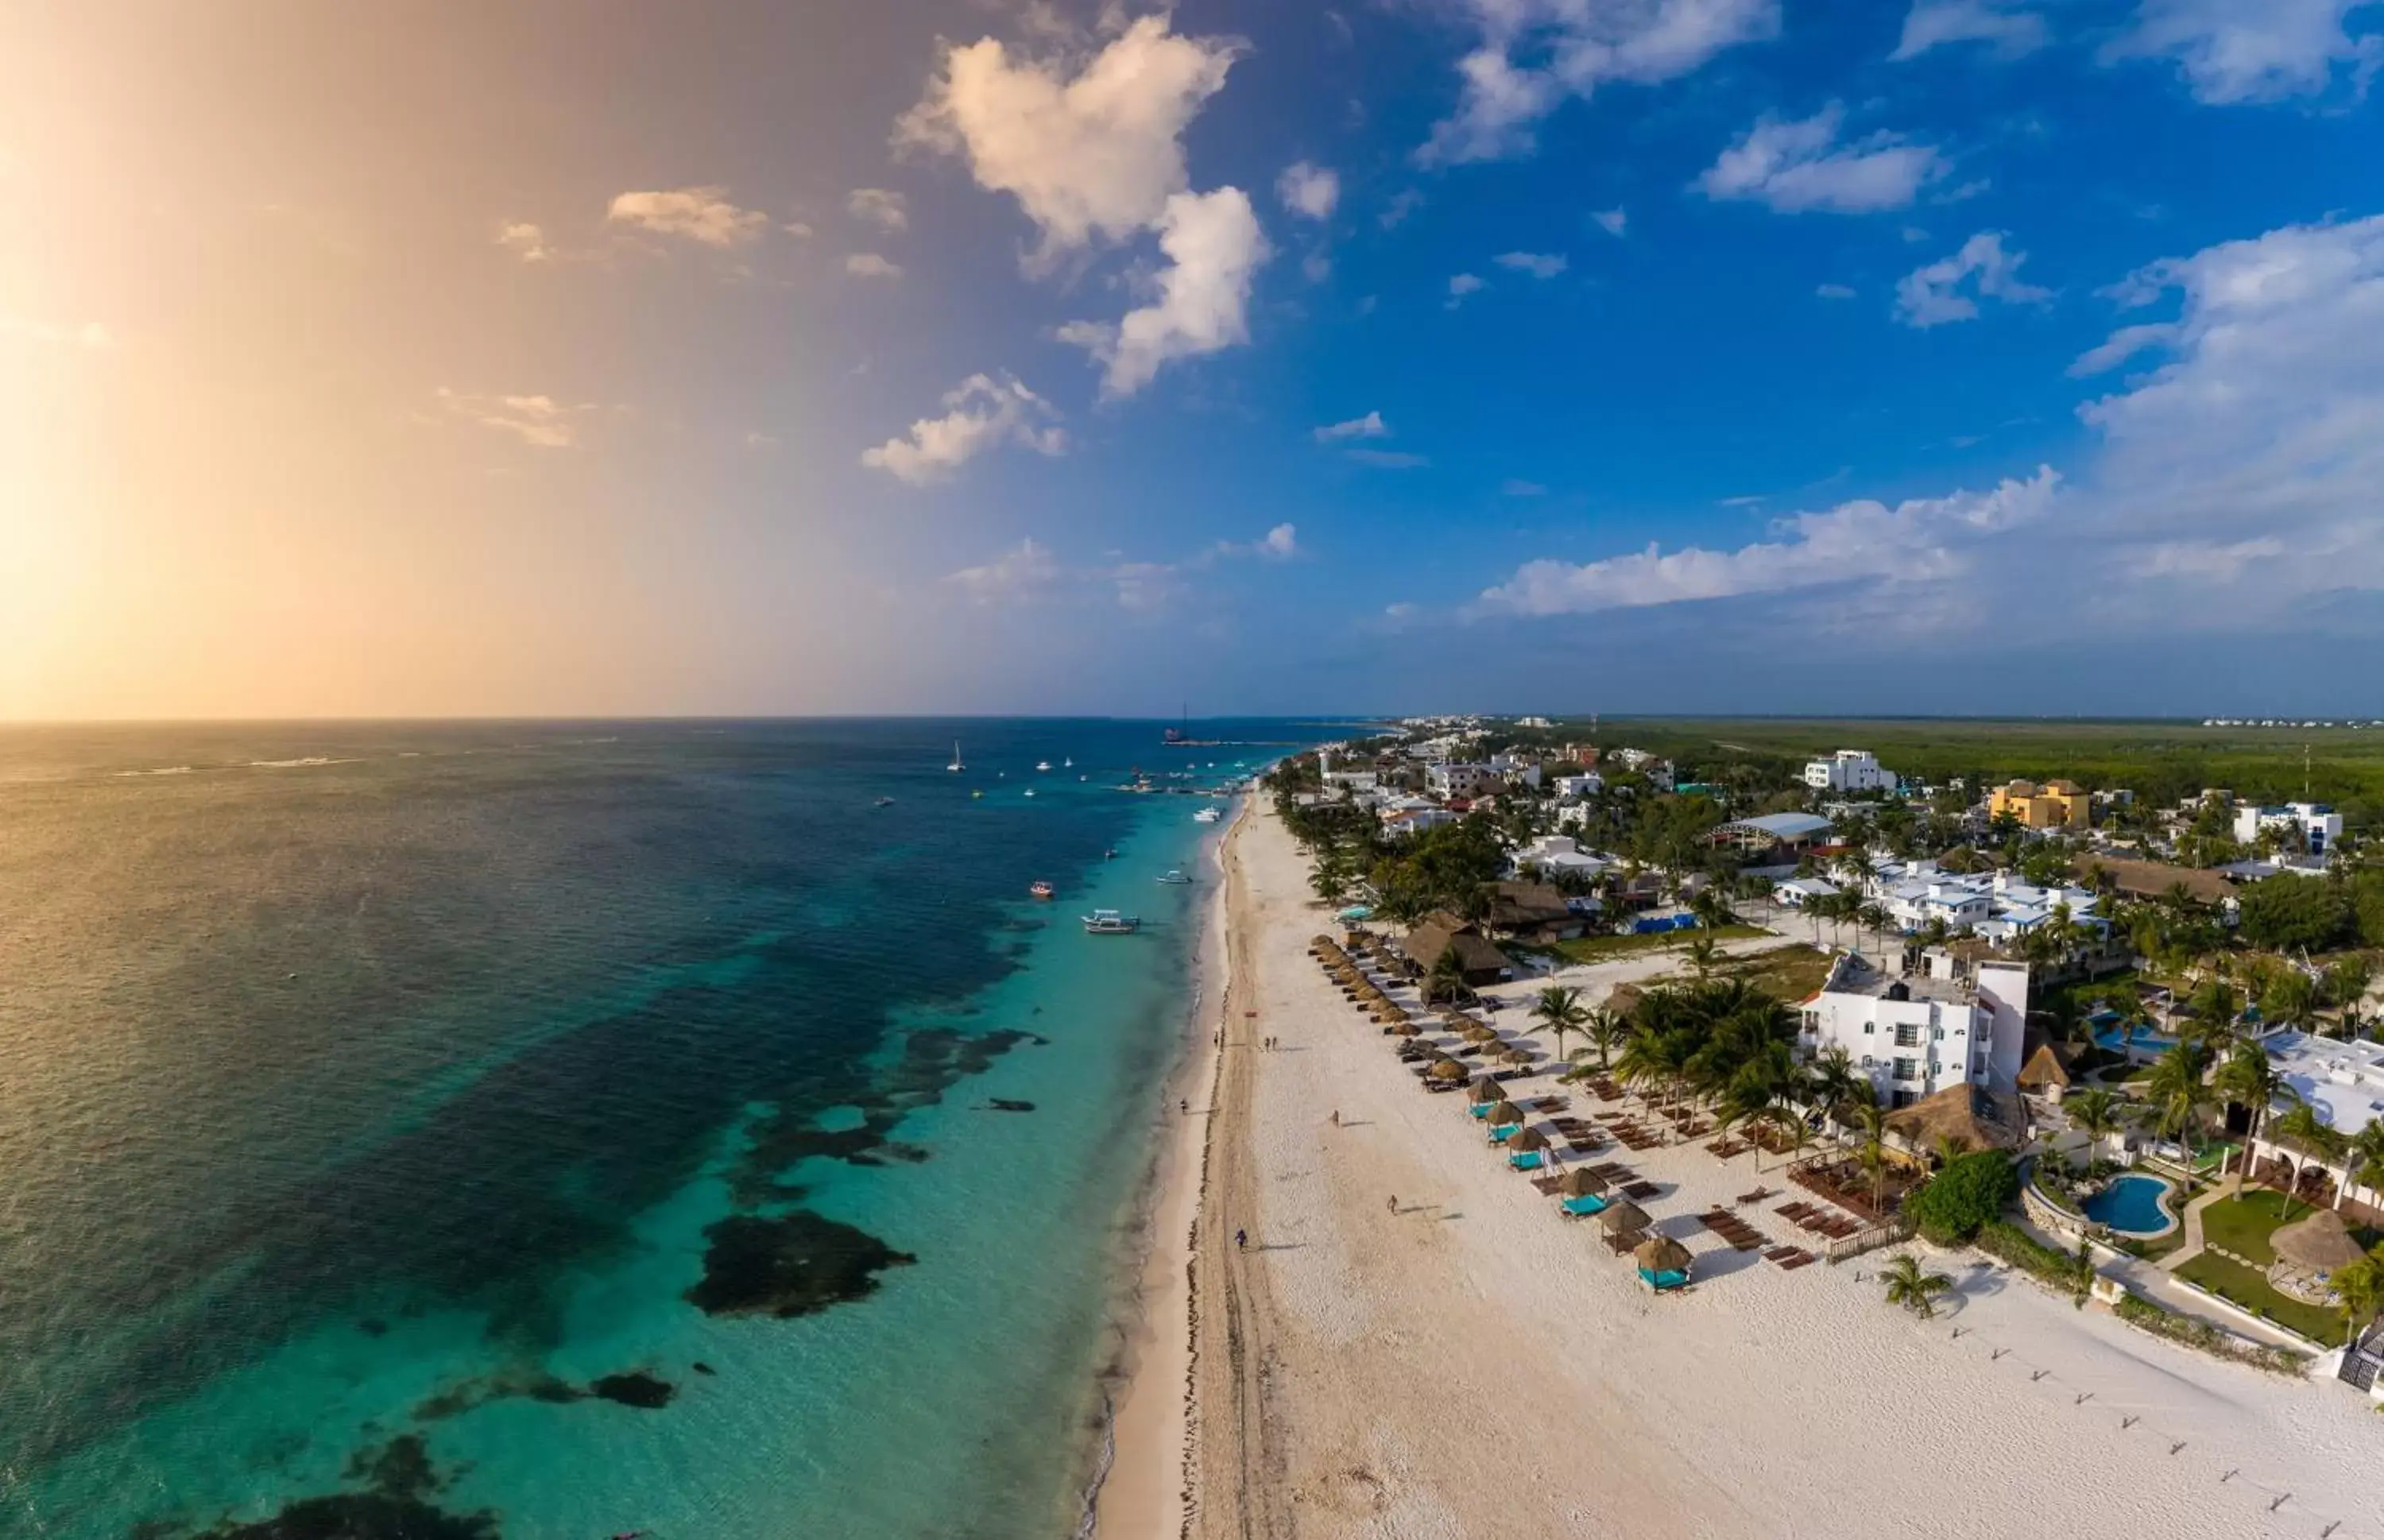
[2212,1039,2296,1176]
[2143,1041,2214,1186]
[1532,985,1589,1064]
[1882,1253,1953,1319]
[1583,1008,1626,1072]
[1807,1047,1864,1151]
[2065,1086,2129,1163]
[2334,1247,2384,1348]
[2266,1103,2347,1217]
[2347,1123,2384,1209]
[1684,934,1722,979]
[1853,1101,1893,1214]
[1424,946,1469,1008]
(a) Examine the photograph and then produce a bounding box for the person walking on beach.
[1235,1228,1247,1252]
[1386,1194,1397,1215]
[1330,1109,1340,1128]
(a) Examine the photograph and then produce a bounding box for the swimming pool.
[2093,1024,2179,1055]
[2082,1173,2177,1236]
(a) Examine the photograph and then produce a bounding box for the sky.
[4,0,2382,721]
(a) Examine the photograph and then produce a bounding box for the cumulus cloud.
[1696,105,1949,214]
[896,15,1241,267]
[946,539,1062,604]
[2101,0,2383,104]
[1478,468,2061,614]
[1062,188,1268,398]
[1421,0,1780,164]
[1278,161,1340,221]
[861,373,1066,485]
[1592,207,1628,237]
[846,253,904,279]
[847,188,909,232]
[1494,250,1569,278]
[2066,320,2180,376]
[1314,411,1390,443]
[495,222,552,262]
[1892,0,2050,61]
[1446,273,1485,307]
[1894,231,2053,327]
[435,389,590,449]
[606,187,771,247]
[1381,189,1426,228]
[1216,523,1302,560]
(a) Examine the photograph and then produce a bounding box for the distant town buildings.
[1802,749,1894,795]
[2234,801,2343,857]
[1987,778,2090,831]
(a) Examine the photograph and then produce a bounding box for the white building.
[1380,803,1459,838]
[1488,753,1543,789]
[2235,802,2344,857]
[1515,834,1612,882]
[1798,949,2030,1104]
[1772,876,1842,907]
[1802,749,1894,795]
[1426,762,1501,799]
[1553,772,1603,799]
[2246,1033,2384,1213]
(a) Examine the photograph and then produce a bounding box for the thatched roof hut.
[1427,1059,1469,1084]
[2016,1044,2072,1093]
[1488,1101,1524,1128]
[2274,1208,2367,1273]
[1500,1046,1535,1066]
[1469,1077,1504,1105]
[1561,1168,1610,1198]
[1883,1082,2025,1155]
[1391,1019,1422,1037]
[1635,1236,1693,1275]
[1509,1127,1550,1152]
[1600,1200,1651,1235]
[1462,1023,1500,1044]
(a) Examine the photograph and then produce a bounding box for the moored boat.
[1082,909,1140,934]
[1030,880,1055,900]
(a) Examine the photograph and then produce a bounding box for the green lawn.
[1730,943,1836,1001]
[2200,1190,2324,1265]
[1542,923,1767,965]
[2173,1253,2343,1345]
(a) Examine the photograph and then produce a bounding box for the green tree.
[1424,946,1470,1008]
[1583,1008,1627,1072]
[1906,1151,2020,1245]
[2335,1248,2384,1347]
[1531,985,1589,1064]
[2064,1086,2130,1158]
[2212,1039,2296,1170]
[1881,1253,1954,1319]
[2143,1041,2215,1184]
[2237,877,2354,952]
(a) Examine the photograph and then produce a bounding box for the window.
[1863,1022,1876,1035]
[1893,1058,1921,1082]
[1894,1023,1921,1049]
[1932,1026,1945,1041]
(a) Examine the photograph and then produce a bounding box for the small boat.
[972,790,984,799]
[875,796,895,807]
[1030,880,1055,900]
[1082,909,1140,934]
[1023,788,1036,798]
[1156,869,1192,885]
[947,741,965,772]
[1036,760,1053,772]
[1105,848,1117,860]
[1194,807,1222,824]
[1063,756,1074,768]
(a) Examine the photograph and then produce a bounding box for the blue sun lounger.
[1639,1267,1689,1291]
[1489,1124,1517,1143]
[1508,1149,1546,1171]
[1469,1102,1492,1118]
[1561,1193,1609,1217]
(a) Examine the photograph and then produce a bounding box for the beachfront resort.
[1169,719,2384,1539]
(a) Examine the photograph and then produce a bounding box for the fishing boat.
[1030,880,1055,900]
[1082,909,1140,934]
[1155,869,1192,885]
[946,741,964,772]
[874,796,895,807]
[1035,760,1053,772]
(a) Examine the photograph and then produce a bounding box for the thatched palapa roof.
[1600,1200,1651,1235]
[1509,1127,1550,1152]
[1469,1077,1504,1104]
[2273,1208,2367,1272]
[1635,1236,1693,1273]
[2016,1044,2072,1093]
[1488,1101,1524,1127]
[1561,1169,1610,1198]
[1883,1082,2025,1155]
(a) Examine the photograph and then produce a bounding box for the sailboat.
[946,741,965,772]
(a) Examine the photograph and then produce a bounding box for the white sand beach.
[1121,799,2384,1540]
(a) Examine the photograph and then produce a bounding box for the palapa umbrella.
[1635,1236,1693,1275]
[1508,1127,1550,1152]
[1469,1077,1504,1104]
[1488,1101,1525,1128]
[1600,1200,1651,1235]
[1500,1047,1535,1066]
[2273,1208,2367,1272]
[1427,1058,1469,1084]
[1391,1019,1422,1037]
[1561,1168,1611,1198]
[1463,1024,1500,1044]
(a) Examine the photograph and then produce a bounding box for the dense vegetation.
[1906,1152,2021,1244]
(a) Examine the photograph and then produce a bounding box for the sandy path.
[1186,799,2384,1540]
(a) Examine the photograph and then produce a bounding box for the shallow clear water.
[0,720,1325,1538]
[2084,1174,2174,1234]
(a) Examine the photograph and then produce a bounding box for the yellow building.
[1988,778,2090,831]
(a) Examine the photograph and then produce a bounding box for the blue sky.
[8,1,2383,718]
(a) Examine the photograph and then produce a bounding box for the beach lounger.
[1621,1181,1661,1201]
[1509,1150,1546,1171]
[1780,1254,1817,1271]
[1561,1194,1610,1217]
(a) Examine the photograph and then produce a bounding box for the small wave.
[110,765,196,777]
[246,757,359,769]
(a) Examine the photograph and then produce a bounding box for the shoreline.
[1084,799,1243,1538]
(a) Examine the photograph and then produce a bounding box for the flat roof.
[1725,811,1833,839]
[2266,1032,2384,1141]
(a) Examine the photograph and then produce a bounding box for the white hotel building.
[1802,749,1894,795]
[1798,948,2031,1105]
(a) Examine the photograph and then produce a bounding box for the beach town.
[1101,718,2384,1539]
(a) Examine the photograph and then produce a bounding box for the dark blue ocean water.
[0,719,1327,1538]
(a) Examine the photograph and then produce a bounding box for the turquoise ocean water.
[0,720,1322,1539]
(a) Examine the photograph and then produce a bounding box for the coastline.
[1086,799,1243,1538]
[1160,796,2384,1540]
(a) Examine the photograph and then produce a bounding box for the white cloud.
[1816,282,1859,299]
[1063,188,1268,398]
[1446,273,1485,308]
[2102,0,2384,104]
[1278,161,1340,221]
[896,15,1240,267]
[1314,411,1391,443]
[1494,250,1569,278]
[1478,468,2060,614]
[1696,105,1949,214]
[1,315,114,348]
[1894,231,2053,327]
[1592,207,1628,237]
[1892,0,2050,61]
[2143,538,2286,581]
[2066,320,2180,376]
[495,221,552,262]
[606,187,771,247]
[946,539,1062,604]
[1381,189,1426,229]
[1349,449,1431,469]
[783,220,816,239]
[861,373,1066,485]
[1502,478,1549,497]
[1217,522,1302,560]
[847,188,909,232]
[1302,251,1333,283]
[846,253,904,279]
[435,389,590,449]
[1421,0,1781,164]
